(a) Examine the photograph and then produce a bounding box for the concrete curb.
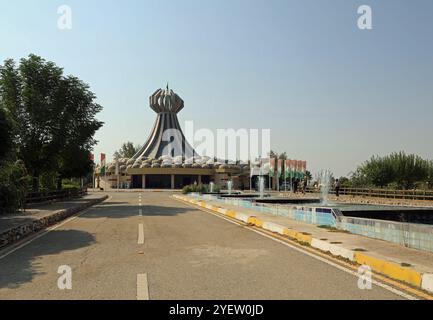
[174,194,433,294]
[0,195,108,250]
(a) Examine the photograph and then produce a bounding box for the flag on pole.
[284,159,291,179]
[100,153,106,175]
[269,157,275,178]
[277,159,283,178]
[297,160,303,179]
[289,160,294,179]
[298,160,304,179]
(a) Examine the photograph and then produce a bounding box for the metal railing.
[25,188,87,205]
[307,187,433,201]
[338,216,433,252]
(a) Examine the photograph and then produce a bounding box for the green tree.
[358,155,394,187]
[3,55,63,191]
[0,107,13,160]
[114,142,141,159]
[0,161,28,214]
[305,170,312,183]
[428,161,433,189]
[338,176,351,187]
[352,152,431,189]
[0,107,28,213]
[0,55,103,191]
[54,76,103,188]
[269,150,287,160]
[388,152,429,189]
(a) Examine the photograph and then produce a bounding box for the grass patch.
[298,241,311,247]
[318,225,335,230]
[318,225,351,234]
[401,262,412,267]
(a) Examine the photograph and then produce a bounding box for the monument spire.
[134,85,195,159]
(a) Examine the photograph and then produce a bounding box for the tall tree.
[0,55,103,191]
[0,106,27,213]
[10,55,63,190]
[54,76,103,186]
[352,152,431,189]
[0,107,12,160]
[114,142,141,159]
[269,150,287,160]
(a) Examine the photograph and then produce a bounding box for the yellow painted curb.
[247,216,257,225]
[354,252,422,287]
[226,210,237,219]
[283,228,312,244]
[254,218,264,228]
[295,233,312,244]
[283,228,297,239]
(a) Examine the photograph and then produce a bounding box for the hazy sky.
[1,0,432,177]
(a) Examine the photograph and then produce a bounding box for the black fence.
[306,187,433,201]
[25,188,88,205]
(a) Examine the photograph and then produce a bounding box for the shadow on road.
[82,201,192,219]
[0,230,95,289]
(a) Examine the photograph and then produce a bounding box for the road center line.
[138,223,144,244]
[137,273,149,300]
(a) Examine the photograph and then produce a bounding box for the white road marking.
[138,223,144,244]
[137,273,149,300]
[0,196,113,261]
[197,205,418,300]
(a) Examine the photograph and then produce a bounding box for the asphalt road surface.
[0,191,404,300]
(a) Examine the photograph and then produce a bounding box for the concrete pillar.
[171,174,175,189]
[142,174,146,189]
[198,175,202,184]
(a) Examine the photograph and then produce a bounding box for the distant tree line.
[340,152,433,190]
[0,55,103,213]
[114,142,142,159]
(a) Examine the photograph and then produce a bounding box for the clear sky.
[1,0,432,177]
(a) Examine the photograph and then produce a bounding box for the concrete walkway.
[0,193,106,234]
[0,193,108,249]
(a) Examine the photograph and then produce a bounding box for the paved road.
[0,191,403,299]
